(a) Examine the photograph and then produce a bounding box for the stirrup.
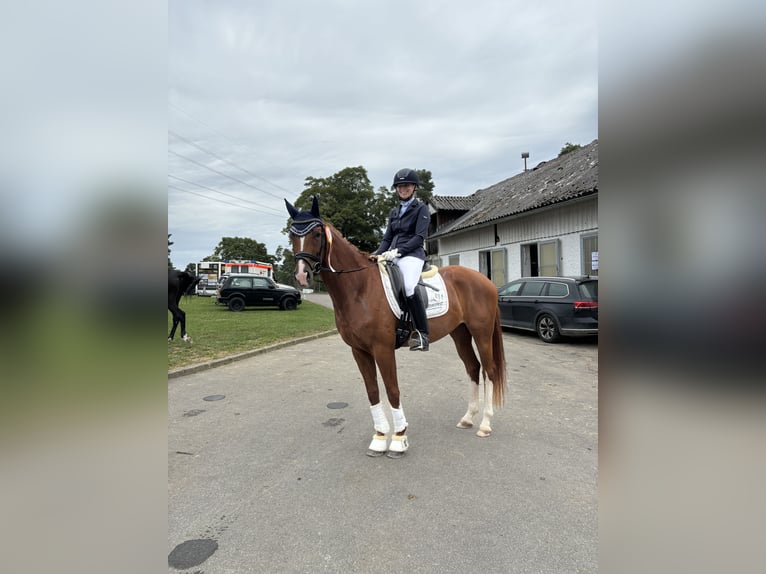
[409,331,429,351]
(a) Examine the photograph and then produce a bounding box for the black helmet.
[392,168,419,189]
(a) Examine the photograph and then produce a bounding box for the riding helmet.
[392,168,419,189]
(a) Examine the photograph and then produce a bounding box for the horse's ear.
[310,195,320,218]
[284,198,299,219]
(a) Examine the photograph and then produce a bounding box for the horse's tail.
[491,311,507,409]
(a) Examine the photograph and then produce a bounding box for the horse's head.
[285,196,325,287]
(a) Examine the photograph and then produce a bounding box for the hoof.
[366,449,386,457]
[182,335,193,343]
[386,450,406,459]
[476,428,492,438]
[456,419,473,429]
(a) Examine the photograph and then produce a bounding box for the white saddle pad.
[378,262,449,319]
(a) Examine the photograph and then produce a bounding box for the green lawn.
[168,296,337,371]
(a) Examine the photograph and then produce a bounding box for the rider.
[371,168,431,351]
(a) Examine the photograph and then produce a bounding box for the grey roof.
[426,195,478,211]
[431,139,598,237]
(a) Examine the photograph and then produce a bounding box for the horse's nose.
[295,260,309,287]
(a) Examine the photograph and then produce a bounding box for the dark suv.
[498,276,598,343]
[217,274,302,312]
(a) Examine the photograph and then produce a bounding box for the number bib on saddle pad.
[377,261,449,319]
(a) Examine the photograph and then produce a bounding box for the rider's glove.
[378,248,400,261]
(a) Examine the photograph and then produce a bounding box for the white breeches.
[393,256,423,297]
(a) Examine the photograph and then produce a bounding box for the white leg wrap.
[391,406,407,433]
[370,403,390,435]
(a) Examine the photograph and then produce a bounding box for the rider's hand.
[368,254,379,262]
[378,249,400,261]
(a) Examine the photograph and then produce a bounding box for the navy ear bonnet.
[285,196,323,237]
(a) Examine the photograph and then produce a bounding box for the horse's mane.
[325,223,372,259]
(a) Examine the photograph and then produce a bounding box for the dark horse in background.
[168,269,202,342]
[286,197,507,458]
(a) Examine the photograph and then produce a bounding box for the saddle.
[382,261,442,349]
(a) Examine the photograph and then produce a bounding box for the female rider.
[371,168,430,351]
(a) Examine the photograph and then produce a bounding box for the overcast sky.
[168,0,598,269]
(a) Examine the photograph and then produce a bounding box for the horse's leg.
[173,293,193,343]
[351,348,389,457]
[374,347,409,458]
[179,307,192,342]
[450,325,493,436]
[168,305,181,341]
[470,327,503,438]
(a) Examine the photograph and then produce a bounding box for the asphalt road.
[168,309,598,574]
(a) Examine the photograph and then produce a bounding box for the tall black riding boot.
[406,294,429,351]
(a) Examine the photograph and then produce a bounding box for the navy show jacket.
[375,198,430,260]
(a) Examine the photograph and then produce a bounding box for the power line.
[168,148,290,201]
[168,174,284,215]
[169,129,292,197]
[168,102,293,194]
[168,184,285,218]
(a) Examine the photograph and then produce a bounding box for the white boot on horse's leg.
[387,433,409,458]
[367,434,388,457]
[386,405,408,458]
[366,403,390,457]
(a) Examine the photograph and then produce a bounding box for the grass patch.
[168,296,337,371]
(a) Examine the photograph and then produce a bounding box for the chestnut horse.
[286,197,507,458]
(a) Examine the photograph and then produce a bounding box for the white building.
[427,140,598,287]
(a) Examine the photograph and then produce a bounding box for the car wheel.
[228,297,245,312]
[281,297,298,311]
[536,314,561,343]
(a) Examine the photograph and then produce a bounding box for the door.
[251,276,274,305]
[513,280,546,328]
[498,280,523,327]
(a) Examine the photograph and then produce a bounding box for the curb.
[168,329,339,379]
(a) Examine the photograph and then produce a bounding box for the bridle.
[289,218,376,276]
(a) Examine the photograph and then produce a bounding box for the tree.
[288,166,385,253]
[559,142,582,157]
[206,237,274,264]
[286,166,437,255]
[168,234,174,269]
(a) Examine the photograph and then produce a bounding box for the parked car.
[217,274,302,311]
[497,276,598,343]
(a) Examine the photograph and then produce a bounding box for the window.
[521,281,544,296]
[582,233,599,276]
[448,254,460,266]
[231,277,252,288]
[547,282,569,297]
[499,282,523,296]
[252,277,270,288]
[578,281,598,298]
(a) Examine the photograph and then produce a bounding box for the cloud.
[168,0,598,266]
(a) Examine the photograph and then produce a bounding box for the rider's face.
[395,183,416,200]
